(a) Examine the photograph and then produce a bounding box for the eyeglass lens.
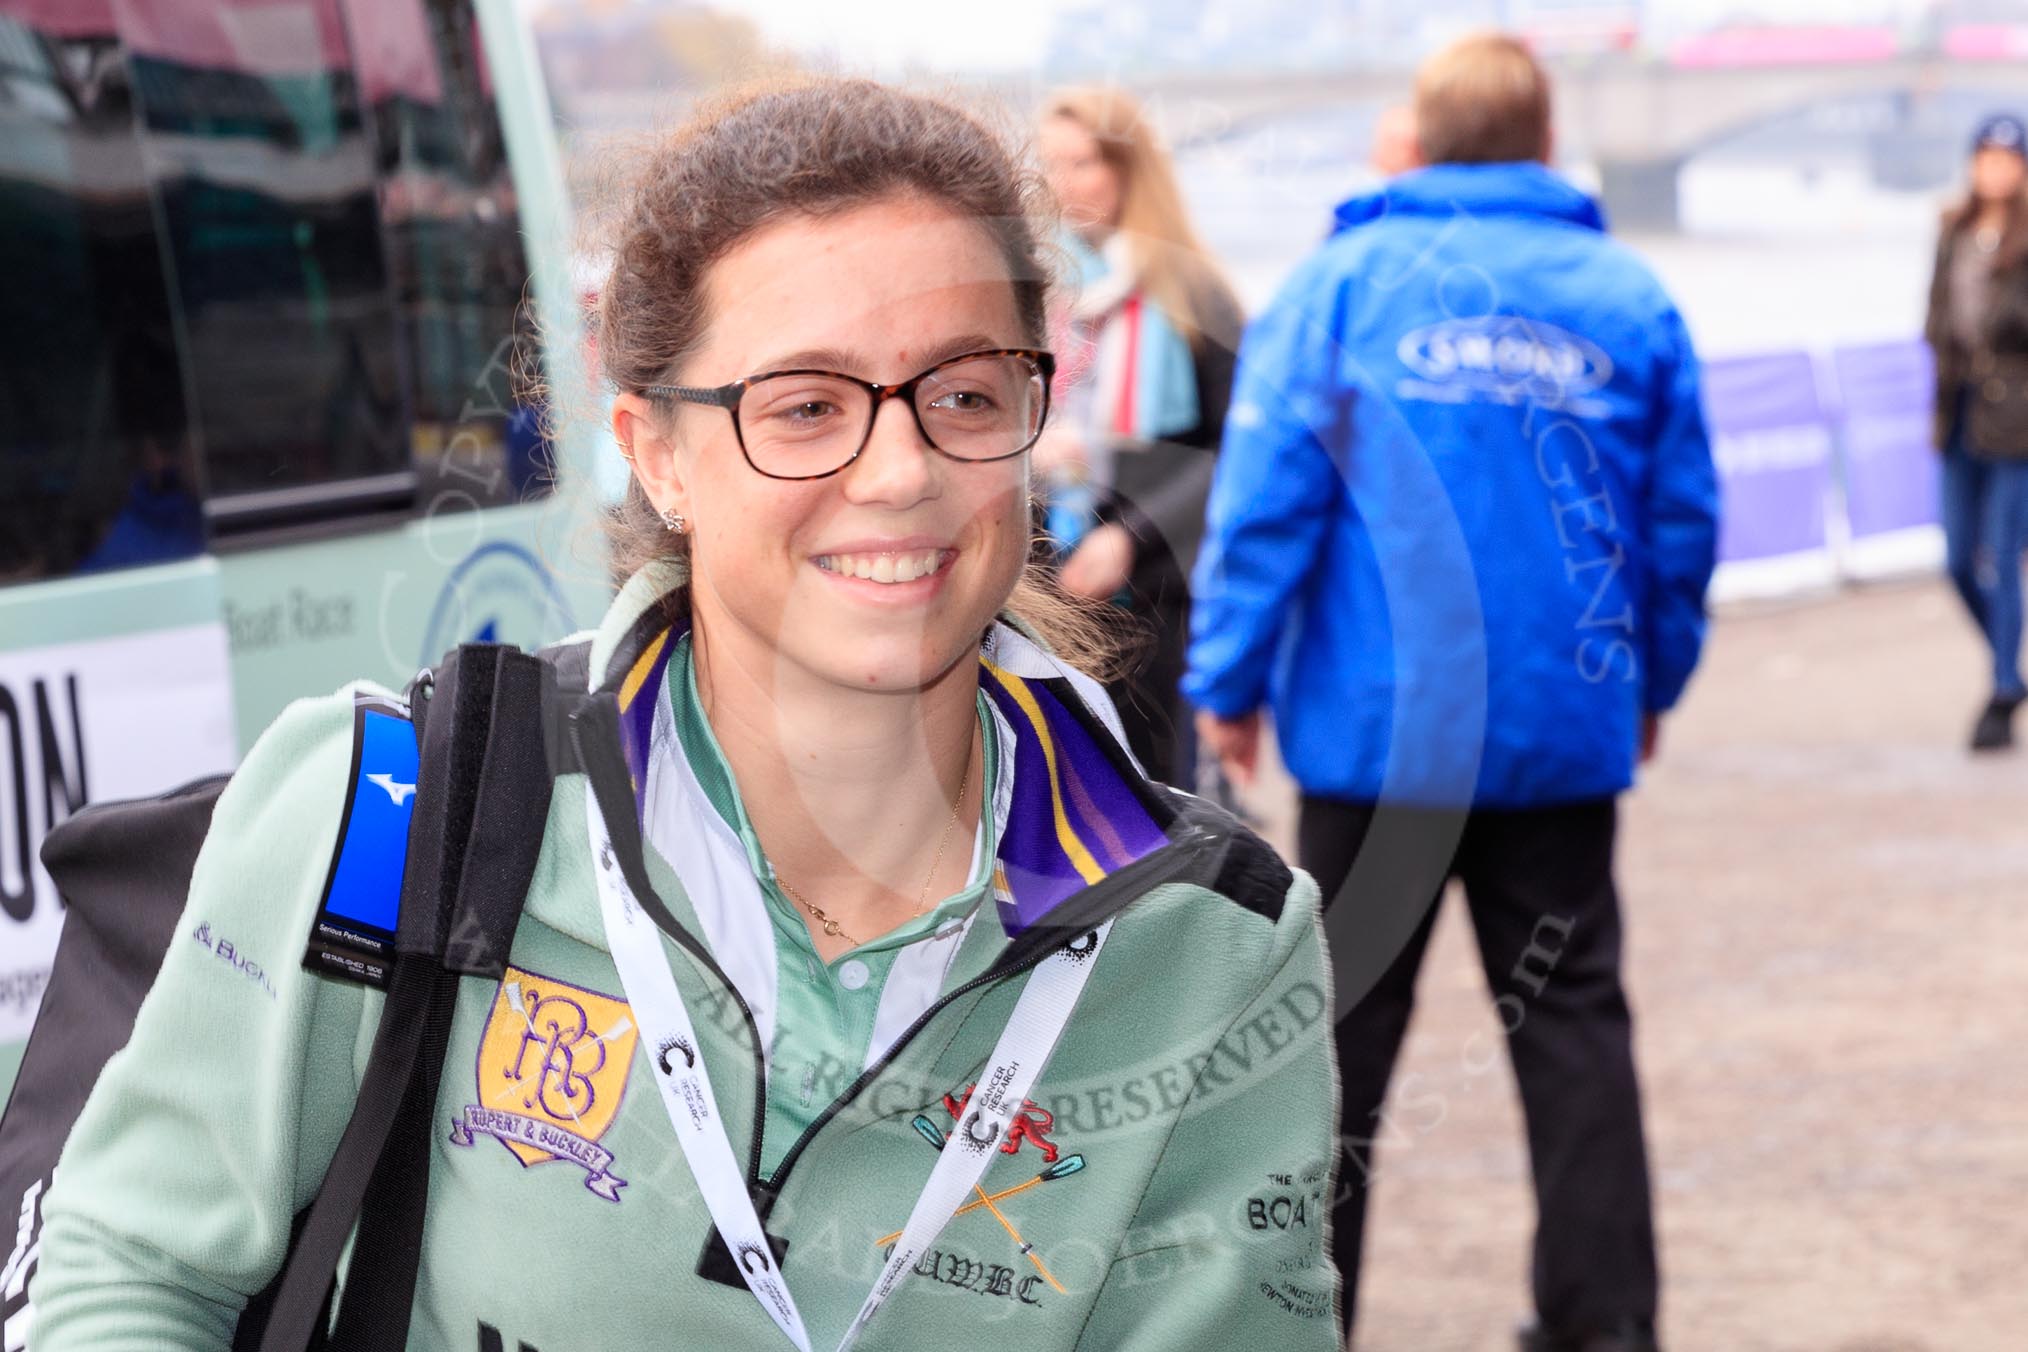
[737,353,1045,477]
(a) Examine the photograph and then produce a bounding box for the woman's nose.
[841,395,939,508]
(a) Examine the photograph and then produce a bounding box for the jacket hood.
[587,555,687,693]
[1331,161,1607,237]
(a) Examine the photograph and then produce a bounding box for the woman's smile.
[812,544,957,590]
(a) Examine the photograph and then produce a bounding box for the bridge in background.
[1120,53,2028,228]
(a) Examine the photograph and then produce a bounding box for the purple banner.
[1702,352,1835,562]
[450,1103,627,1201]
[1830,341,1941,539]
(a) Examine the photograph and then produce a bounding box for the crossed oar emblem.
[873,1114,1087,1294]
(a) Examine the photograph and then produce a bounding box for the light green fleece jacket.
[30,564,1340,1351]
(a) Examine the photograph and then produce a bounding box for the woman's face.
[618,195,1033,698]
[1972,146,2026,205]
[1039,115,1123,245]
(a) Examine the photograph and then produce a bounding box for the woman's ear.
[612,392,688,519]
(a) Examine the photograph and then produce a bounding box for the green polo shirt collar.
[663,638,1002,961]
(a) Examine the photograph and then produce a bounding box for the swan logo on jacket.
[450,966,639,1201]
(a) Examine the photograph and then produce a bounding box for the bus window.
[353,0,548,516]
[0,0,553,572]
[120,0,412,535]
[0,4,204,582]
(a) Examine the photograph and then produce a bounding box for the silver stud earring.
[660,508,688,535]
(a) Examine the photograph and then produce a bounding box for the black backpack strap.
[256,644,554,1352]
[535,636,596,780]
[536,634,593,695]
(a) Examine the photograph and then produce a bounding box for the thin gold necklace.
[773,736,973,950]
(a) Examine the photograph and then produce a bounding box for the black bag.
[0,640,586,1351]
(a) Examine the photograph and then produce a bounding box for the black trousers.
[1300,797,1659,1340]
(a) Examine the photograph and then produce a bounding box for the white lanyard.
[585,790,1108,1351]
[837,916,1109,1346]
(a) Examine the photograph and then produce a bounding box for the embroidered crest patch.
[942,1083,1062,1163]
[450,966,639,1201]
[870,1106,1089,1298]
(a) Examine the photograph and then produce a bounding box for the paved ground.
[1238,578,2028,1352]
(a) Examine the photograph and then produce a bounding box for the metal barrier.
[1706,339,1943,601]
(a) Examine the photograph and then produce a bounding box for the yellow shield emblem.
[450,966,639,1201]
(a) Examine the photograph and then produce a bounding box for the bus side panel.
[0,562,238,1098]
[214,499,611,752]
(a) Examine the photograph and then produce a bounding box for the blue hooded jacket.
[1183,162,1718,808]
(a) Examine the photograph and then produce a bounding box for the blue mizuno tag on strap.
[303,694,419,988]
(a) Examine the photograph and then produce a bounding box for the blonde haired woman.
[1036,87,1242,788]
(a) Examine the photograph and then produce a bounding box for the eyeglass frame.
[642,347,1056,481]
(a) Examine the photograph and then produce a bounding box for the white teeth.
[818,550,947,584]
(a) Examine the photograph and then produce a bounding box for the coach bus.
[0,0,611,1097]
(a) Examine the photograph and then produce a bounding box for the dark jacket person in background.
[1185,32,1719,1352]
[1926,112,2028,752]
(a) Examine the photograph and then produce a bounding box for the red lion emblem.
[943,1084,1060,1164]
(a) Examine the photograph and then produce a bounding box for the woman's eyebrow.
[752,333,1004,379]
[753,345,857,374]
[907,333,1005,372]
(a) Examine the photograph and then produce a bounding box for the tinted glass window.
[0,6,203,581]
[353,0,545,512]
[0,0,546,586]
[122,0,408,519]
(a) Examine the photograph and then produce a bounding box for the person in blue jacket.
[1185,33,1718,1352]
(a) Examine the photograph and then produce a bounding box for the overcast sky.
[523,0,1984,78]
[723,0,1955,72]
[735,0,1088,75]
[518,0,1081,75]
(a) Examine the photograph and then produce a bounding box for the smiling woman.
[594,82,1106,674]
[28,76,1341,1352]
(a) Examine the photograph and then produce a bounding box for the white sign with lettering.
[0,623,236,1050]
